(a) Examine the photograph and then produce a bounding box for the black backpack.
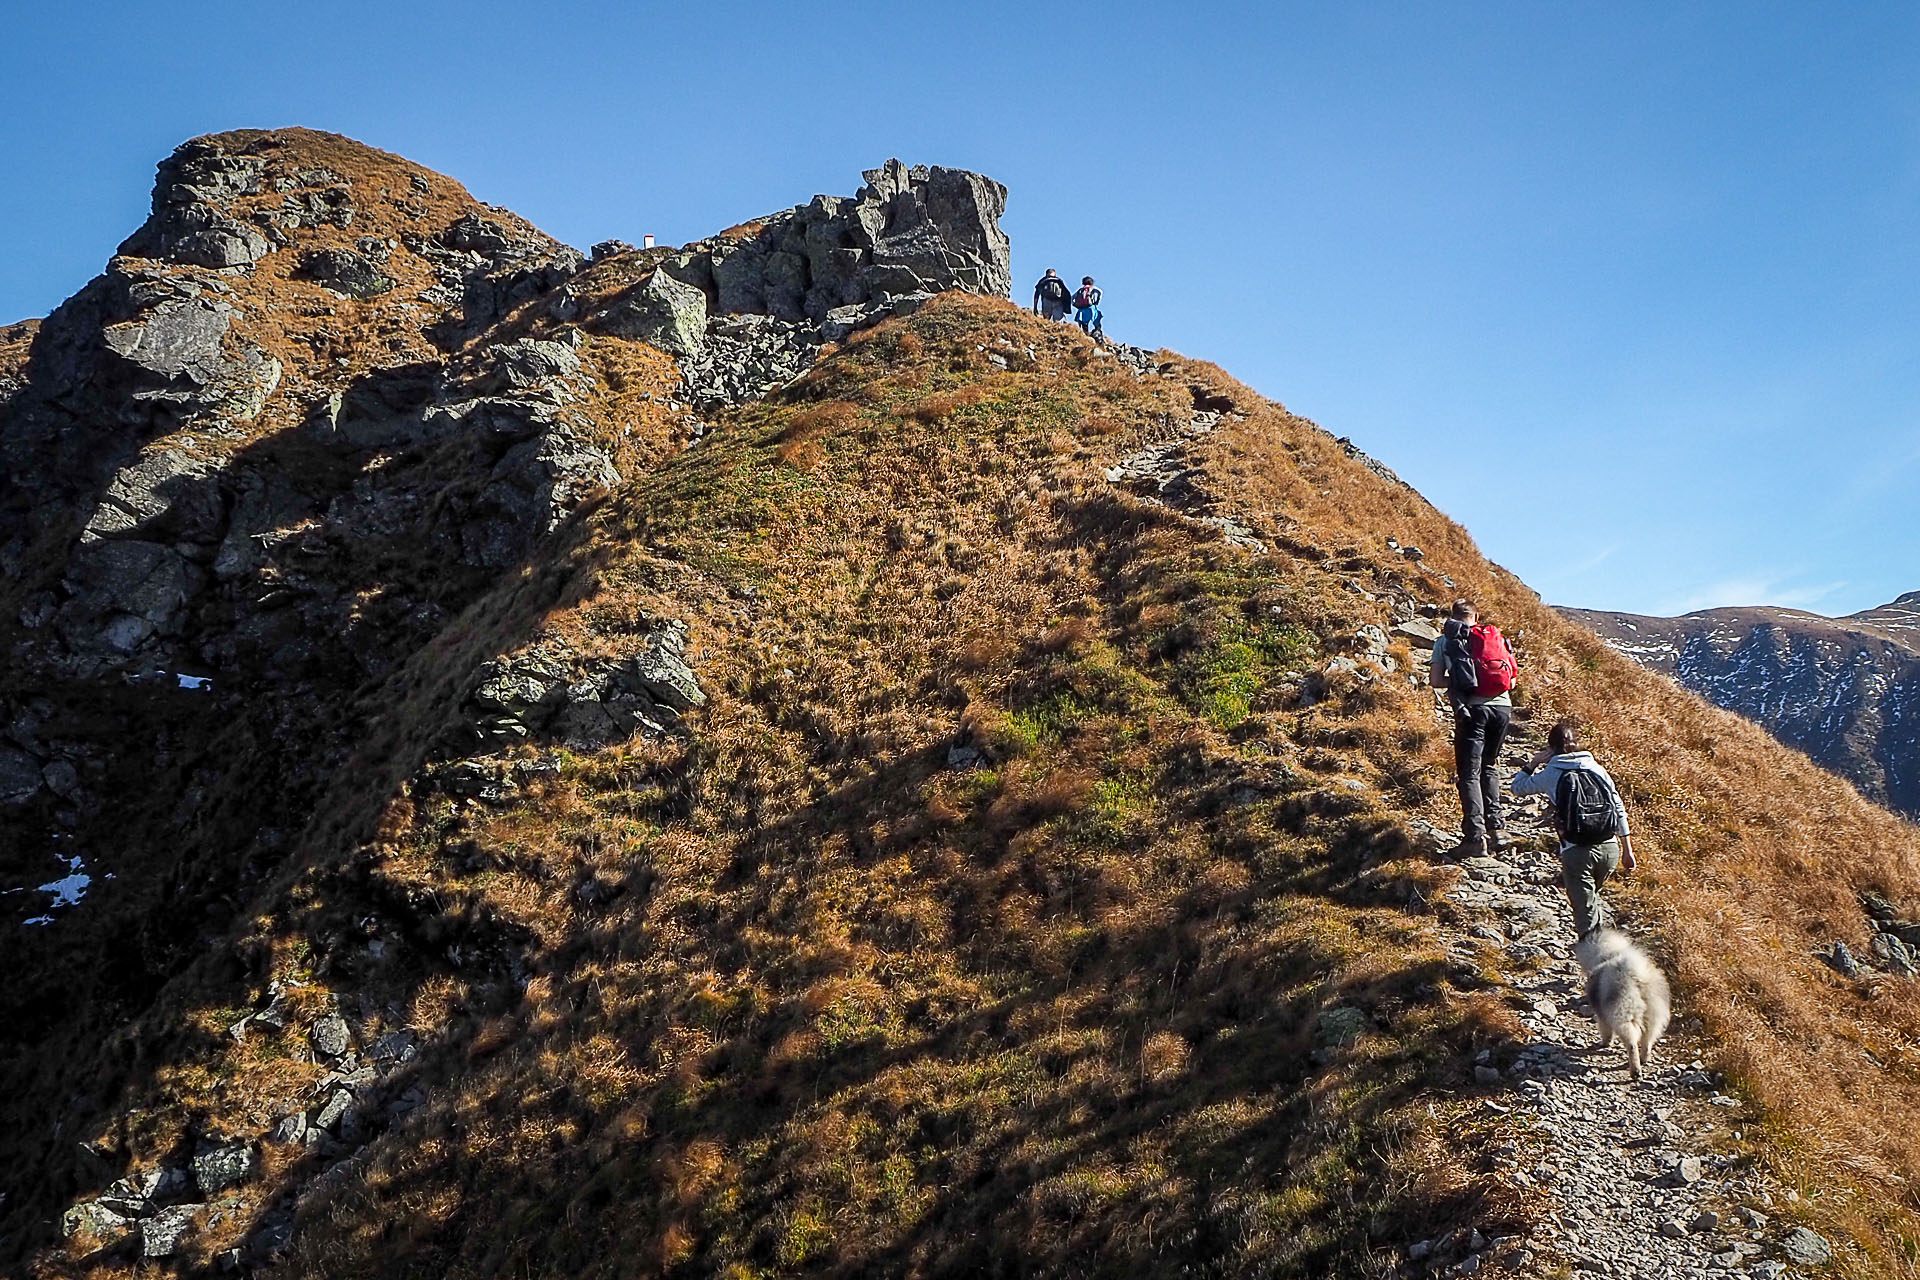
[1554,766,1620,846]
[1441,633,1479,695]
[1041,277,1068,301]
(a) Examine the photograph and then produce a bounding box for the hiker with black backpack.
[1033,269,1073,321]
[1072,276,1103,337]
[1428,599,1518,856]
[1511,719,1636,939]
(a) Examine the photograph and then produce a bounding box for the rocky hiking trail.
[1409,715,1835,1279]
[1102,404,1839,1279]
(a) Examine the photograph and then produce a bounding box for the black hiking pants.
[1453,700,1511,842]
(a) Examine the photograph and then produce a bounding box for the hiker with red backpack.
[1428,599,1517,856]
[1510,719,1636,939]
[1072,276,1103,337]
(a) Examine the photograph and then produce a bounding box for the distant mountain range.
[1561,592,1920,818]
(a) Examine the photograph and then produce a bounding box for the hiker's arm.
[1619,832,1636,872]
[1509,762,1552,797]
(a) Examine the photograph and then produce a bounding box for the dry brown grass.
[1163,356,1920,1272]
[23,286,1920,1278]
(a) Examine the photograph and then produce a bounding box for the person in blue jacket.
[1072,277,1103,337]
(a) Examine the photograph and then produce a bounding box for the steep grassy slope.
[10,132,1920,1280]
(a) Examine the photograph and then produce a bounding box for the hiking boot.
[1455,836,1487,858]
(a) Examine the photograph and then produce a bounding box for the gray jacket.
[1510,751,1630,845]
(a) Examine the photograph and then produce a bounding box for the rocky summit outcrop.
[577,158,1011,405]
[0,129,1024,1274]
[1562,593,1920,818]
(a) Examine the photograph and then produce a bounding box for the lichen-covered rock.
[191,1141,258,1195]
[61,1200,133,1242]
[140,1203,203,1258]
[310,1012,350,1058]
[1314,1006,1371,1054]
[296,247,395,299]
[593,268,708,355]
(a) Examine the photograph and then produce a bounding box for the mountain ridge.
[5,128,1920,1278]
[1560,591,1920,818]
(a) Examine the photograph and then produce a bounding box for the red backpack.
[1468,623,1516,696]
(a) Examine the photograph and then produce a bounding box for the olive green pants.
[1561,838,1621,938]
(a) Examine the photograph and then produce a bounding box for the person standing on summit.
[1429,599,1518,856]
[1032,269,1073,321]
[1073,276,1103,337]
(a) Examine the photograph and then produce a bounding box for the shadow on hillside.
[195,719,1515,1277]
[0,360,627,1268]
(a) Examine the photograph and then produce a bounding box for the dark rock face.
[416,212,586,340]
[660,158,1009,325]
[1562,595,1920,818]
[296,246,395,299]
[583,159,1010,407]
[117,140,274,268]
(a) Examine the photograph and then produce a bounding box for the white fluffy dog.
[1573,928,1672,1078]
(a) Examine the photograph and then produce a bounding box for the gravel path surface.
[1406,718,1830,1279]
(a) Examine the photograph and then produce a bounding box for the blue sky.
[3,1,1915,617]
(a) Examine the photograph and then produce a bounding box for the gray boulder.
[297,247,395,299]
[140,1203,203,1258]
[1779,1226,1832,1265]
[476,337,583,393]
[594,269,708,356]
[57,539,204,656]
[101,299,231,384]
[81,449,227,544]
[627,622,704,710]
[1392,619,1443,650]
[0,747,43,805]
[1821,940,1862,978]
[192,1141,258,1195]
[99,297,282,424]
[460,430,619,568]
[162,204,273,268]
[649,159,1009,328]
[456,630,700,754]
[440,212,517,255]
[861,159,1011,299]
[118,140,274,268]
[1312,1006,1371,1061]
[1870,930,1917,976]
[310,1012,351,1058]
[61,1200,133,1242]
